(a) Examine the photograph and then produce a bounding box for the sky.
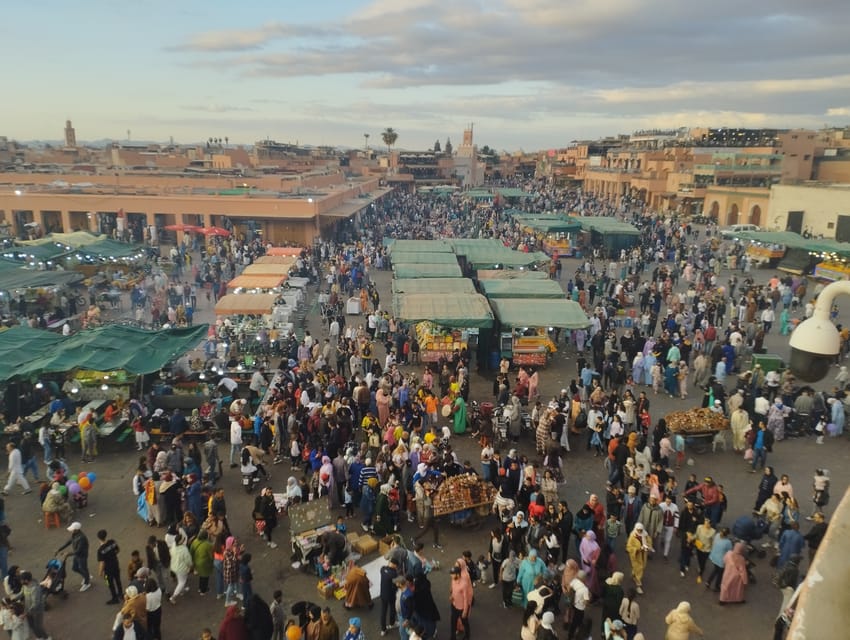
[4,0,850,151]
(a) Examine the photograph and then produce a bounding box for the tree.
[434,139,441,153]
[444,138,453,155]
[381,127,398,154]
[224,136,229,146]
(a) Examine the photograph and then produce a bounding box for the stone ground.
[10,243,850,640]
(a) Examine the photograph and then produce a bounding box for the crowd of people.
[0,182,843,640]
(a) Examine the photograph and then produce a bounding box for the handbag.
[511,586,524,608]
[744,447,753,461]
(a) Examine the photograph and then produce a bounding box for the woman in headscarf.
[42,482,72,523]
[372,484,394,537]
[499,550,520,608]
[375,387,391,428]
[516,548,546,605]
[631,353,645,389]
[343,560,372,610]
[719,542,748,604]
[579,530,600,576]
[664,601,703,640]
[601,571,625,632]
[285,477,301,506]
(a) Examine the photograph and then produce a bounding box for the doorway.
[786,211,804,234]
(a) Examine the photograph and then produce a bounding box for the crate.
[317,584,334,600]
[352,535,378,555]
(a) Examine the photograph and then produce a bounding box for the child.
[678,530,695,578]
[271,590,285,640]
[605,513,623,550]
[343,483,354,518]
[127,550,143,584]
[289,435,301,468]
[336,515,347,535]
[476,555,490,585]
[239,553,254,604]
[200,629,215,640]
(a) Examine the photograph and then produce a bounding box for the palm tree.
[381,128,398,155]
[364,133,370,152]
[224,136,229,146]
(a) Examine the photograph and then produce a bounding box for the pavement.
[9,246,850,640]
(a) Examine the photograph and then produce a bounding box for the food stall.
[392,263,464,279]
[479,278,565,299]
[253,255,298,266]
[392,278,477,296]
[665,407,730,454]
[226,274,288,292]
[431,473,498,527]
[489,298,589,367]
[214,293,277,316]
[391,252,460,266]
[392,292,494,363]
[476,269,549,281]
[266,246,305,257]
[512,215,582,257]
[241,263,292,278]
[814,260,850,281]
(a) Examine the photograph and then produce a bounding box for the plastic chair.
[43,512,61,529]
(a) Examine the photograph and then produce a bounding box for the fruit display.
[665,407,730,434]
[432,473,497,516]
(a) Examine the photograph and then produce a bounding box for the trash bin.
[489,351,501,370]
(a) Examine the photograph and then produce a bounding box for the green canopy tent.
[449,238,505,256]
[0,268,84,291]
[490,298,590,329]
[74,239,148,262]
[573,216,641,254]
[733,230,850,258]
[392,293,494,328]
[476,269,549,280]
[387,239,454,255]
[0,324,208,382]
[462,247,550,269]
[393,263,463,279]
[392,278,477,295]
[390,252,460,265]
[3,243,72,264]
[480,279,566,299]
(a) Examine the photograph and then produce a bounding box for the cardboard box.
[317,584,334,600]
[346,532,360,547]
[352,535,378,555]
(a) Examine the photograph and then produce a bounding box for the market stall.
[476,269,549,281]
[489,298,589,366]
[392,263,463,279]
[214,293,277,316]
[665,407,730,454]
[479,278,565,299]
[391,278,477,295]
[390,252,460,265]
[511,214,582,257]
[266,246,305,257]
[253,255,298,266]
[388,239,454,255]
[241,263,292,278]
[393,292,494,363]
[226,274,288,291]
[573,217,641,256]
[431,472,498,527]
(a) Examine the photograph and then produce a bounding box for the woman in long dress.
[343,561,372,610]
[719,542,748,604]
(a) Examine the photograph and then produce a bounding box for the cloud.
[180,104,254,113]
[170,21,335,53]
[165,0,850,147]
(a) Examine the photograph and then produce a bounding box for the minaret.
[64,120,76,148]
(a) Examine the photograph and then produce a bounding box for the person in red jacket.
[684,476,722,526]
[588,494,607,538]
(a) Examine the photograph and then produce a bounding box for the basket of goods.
[665,407,730,434]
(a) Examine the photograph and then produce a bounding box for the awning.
[242,264,291,277]
[449,238,505,256]
[391,252,460,265]
[392,278,477,295]
[393,263,463,279]
[0,324,208,382]
[388,239,454,254]
[490,298,590,329]
[463,248,550,269]
[573,216,641,236]
[71,239,147,261]
[392,293,494,328]
[0,268,84,291]
[320,200,368,219]
[227,274,287,290]
[253,256,297,266]
[17,231,106,247]
[214,293,277,316]
[265,247,304,257]
[477,270,549,280]
[481,279,565,299]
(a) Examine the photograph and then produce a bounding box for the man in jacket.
[57,521,91,591]
[97,528,122,604]
[379,560,399,635]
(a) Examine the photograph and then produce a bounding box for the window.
[804,154,811,160]
[828,222,835,229]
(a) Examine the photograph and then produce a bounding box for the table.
[25,403,52,425]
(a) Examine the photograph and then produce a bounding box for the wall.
[768,184,850,237]
[702,187,770,226]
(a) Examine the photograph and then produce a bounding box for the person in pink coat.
[719,542,748,604]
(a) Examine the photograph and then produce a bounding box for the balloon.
[79,477,91,491]
[286,626,302,640]
[68,482,81,495]
[87,472,97,483]
[70,475,78,483]
[58,485,68,496]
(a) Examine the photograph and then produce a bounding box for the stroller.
[41,555,69,602]
[732,514,770,554]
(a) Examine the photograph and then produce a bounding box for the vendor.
[42,482,72,524]
[318,530,348,566]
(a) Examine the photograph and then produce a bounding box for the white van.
[720,223,761,238]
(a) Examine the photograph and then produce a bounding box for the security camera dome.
[788,316,840,382]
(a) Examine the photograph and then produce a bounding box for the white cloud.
[826,107,850,117]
